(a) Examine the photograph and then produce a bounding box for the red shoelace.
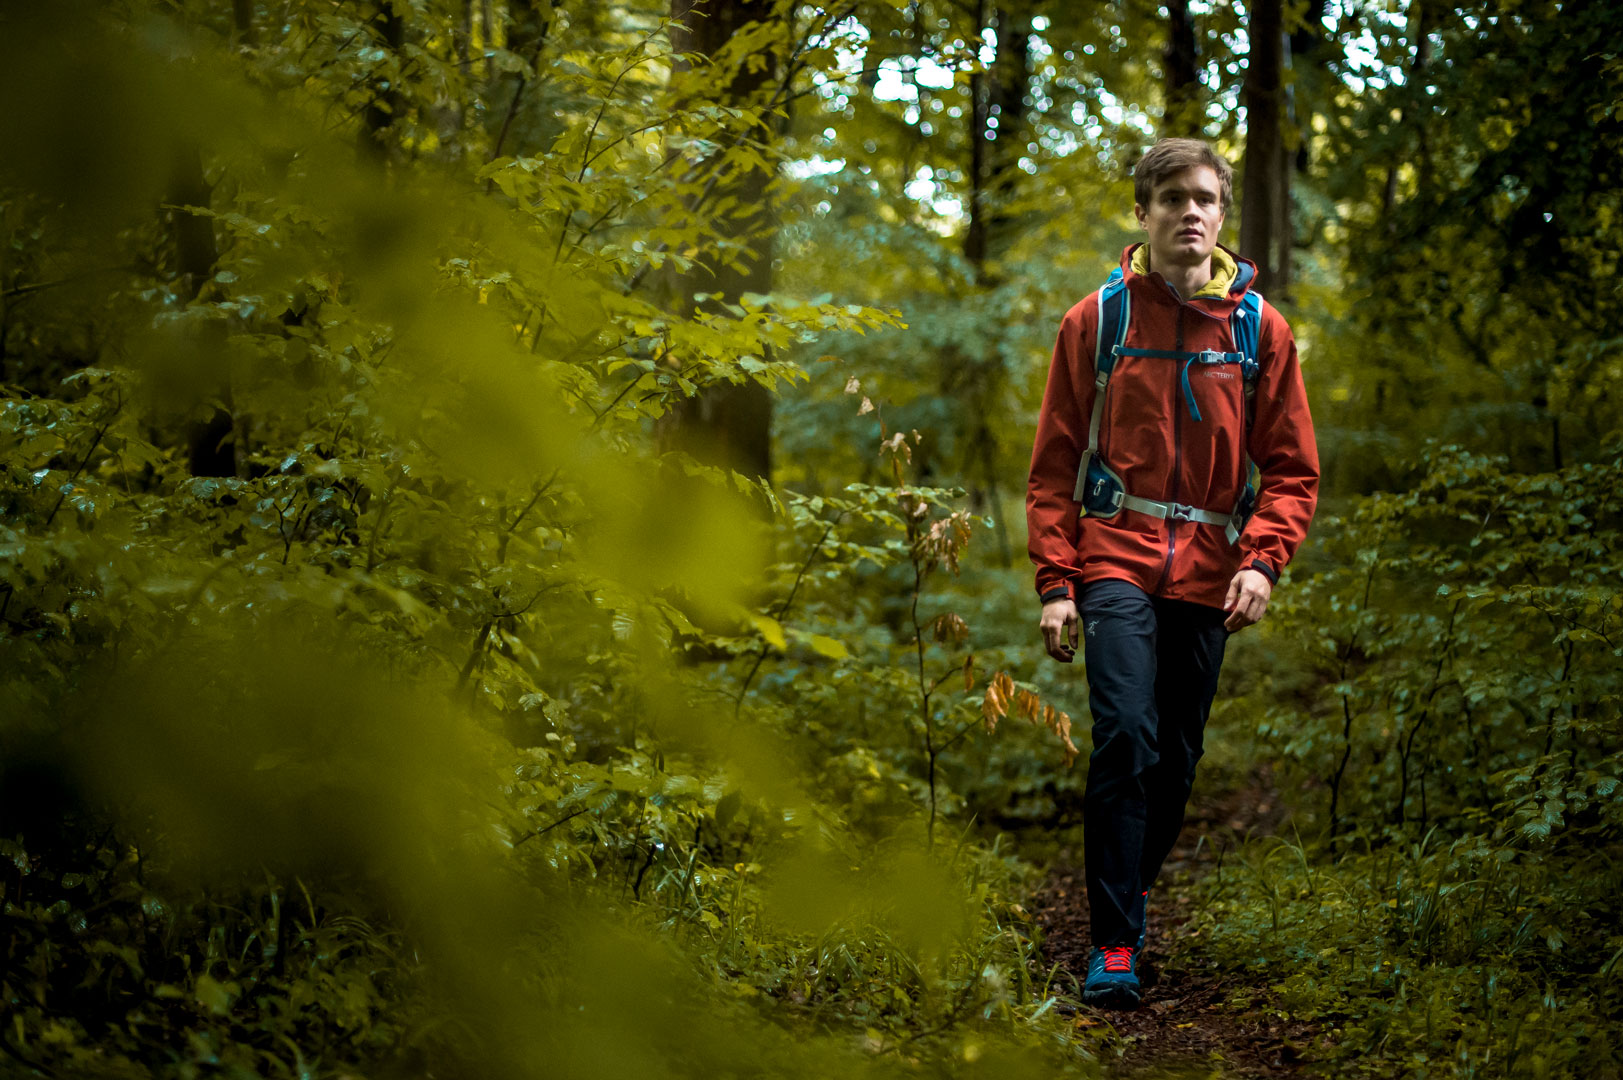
[1101,946,1135,973]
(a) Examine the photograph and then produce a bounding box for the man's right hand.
[1040,598,1080,663]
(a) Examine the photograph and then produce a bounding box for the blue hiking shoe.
[1081,945,1141,1009]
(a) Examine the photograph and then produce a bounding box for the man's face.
[1134,165,1226,268]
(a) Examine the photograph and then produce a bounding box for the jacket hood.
[1120,242,1258,310]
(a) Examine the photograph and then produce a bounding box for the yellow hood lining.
[1130,244,1239,300]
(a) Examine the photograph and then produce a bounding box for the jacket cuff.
[1039,584,1074,605]
[1246,558,1279,585]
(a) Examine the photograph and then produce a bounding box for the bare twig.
[43,397,122,529]
[512,806,590,847]
[734,513,845,715]
[489,24,553,167]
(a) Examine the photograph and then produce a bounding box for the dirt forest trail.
[1034,768,1326,1077]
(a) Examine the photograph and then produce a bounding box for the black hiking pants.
[1078,578,1230,948]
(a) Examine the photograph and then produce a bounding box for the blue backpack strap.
[1095,266,1129,376]
[1073,269,1131,509]
[1225,290,1265,544]
[1072,268,1266,535]
[1231,291,1263,379]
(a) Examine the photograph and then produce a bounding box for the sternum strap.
[1119,495,1233,527]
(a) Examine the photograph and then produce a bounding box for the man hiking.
[1025,138,1319,1009]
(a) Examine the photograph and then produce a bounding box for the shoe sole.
[1081,984,1141,1010]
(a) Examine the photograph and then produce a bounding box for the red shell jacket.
[1026,243,1319,610]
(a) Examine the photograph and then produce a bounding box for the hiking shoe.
[1081,945,1141,1009]
[1132,890,1162,989]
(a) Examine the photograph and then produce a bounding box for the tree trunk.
[1163,0,1201,135]
[1275,33,1295,301]
[1289,0,1327,172]
[1273,135,1292,299]
[965,0,1030,280]
[985,3,1030,266]
[231,0,257,46]
[170,146,236,478]
[956,2,1030,564]
[963,0,990,276]
[363,1,406,162]
[1382,1,1434,216]
[658,0,784,484]
[1240,0,1284,295]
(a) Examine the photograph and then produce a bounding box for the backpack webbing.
[1071,268,1264,545]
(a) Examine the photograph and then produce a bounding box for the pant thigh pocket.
[1079,579,1151,626]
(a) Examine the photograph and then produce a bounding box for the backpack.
[1071,266,1263,547]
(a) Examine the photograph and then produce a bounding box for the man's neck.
[1145,247,1212,300]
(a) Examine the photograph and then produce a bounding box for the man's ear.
[1133,203,1147,229]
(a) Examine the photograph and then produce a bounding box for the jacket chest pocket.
[1099,356,1176,472]
[1186,363,1248,433]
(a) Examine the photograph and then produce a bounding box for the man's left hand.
[1223,568,1273,632]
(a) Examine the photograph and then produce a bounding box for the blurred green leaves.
[0,2,1079,1077]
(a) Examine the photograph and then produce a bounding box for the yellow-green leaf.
[807,634,847,660]
[750,613,786,650]
[195,974,237,1015]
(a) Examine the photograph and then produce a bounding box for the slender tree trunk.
[955,2,1029,564]
[1240,0,1284,294]
[170,146,236,478]
[965,1,1030,277]
[363,1,406,162]
[231,0,257,46]
[1382,1,1434,216]
[657,0,784,483]
[1162,0,1201,135]
[482,0,495,66]
[963,0,990,277]
[1289,0,1328,172]
[1275,35,1294,301]
[984,2,1030,265]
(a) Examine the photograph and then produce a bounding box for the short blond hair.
[1132,138,1234,212]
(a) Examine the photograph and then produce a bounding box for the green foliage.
[1305,0,1623,486]
[1196,435,1623,1076]
[0,3,1091,1076]
[1245,442,1623,846]
[1186,827,1623,1078]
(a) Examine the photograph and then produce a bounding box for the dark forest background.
[3,0,1621,1076]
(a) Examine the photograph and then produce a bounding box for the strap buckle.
[1198,349,1224,365]
[1167,501,1198,522]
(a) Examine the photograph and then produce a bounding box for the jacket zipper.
[1152,301,1186,595]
